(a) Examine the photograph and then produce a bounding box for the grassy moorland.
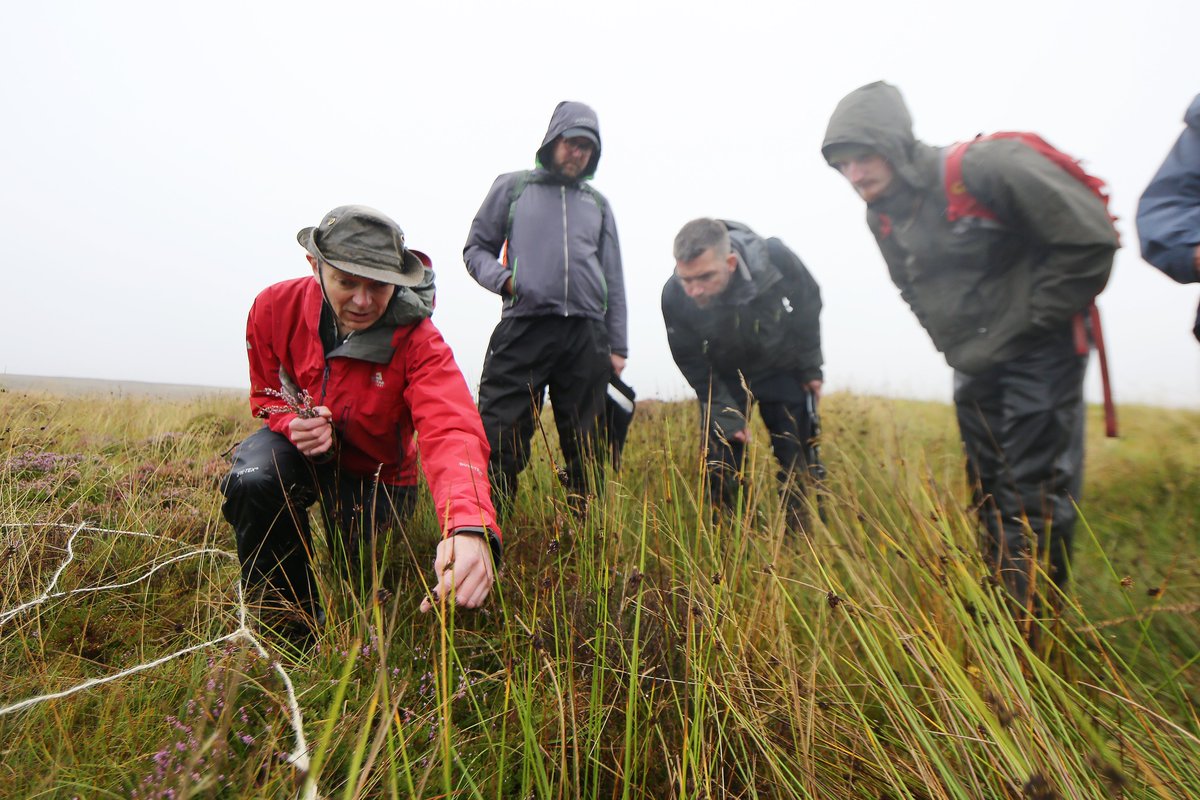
[0,387,1197,799]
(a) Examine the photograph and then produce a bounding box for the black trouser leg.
[220,428,321,619]
[317,473,416,591]
[759,397,813,532]
[704,412,747,513]
[478,317,610,514]
[478,318,550,515]
[548,319,611,501]
[954,326,1087,608]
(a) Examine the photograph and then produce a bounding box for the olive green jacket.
[823,81,1118,374]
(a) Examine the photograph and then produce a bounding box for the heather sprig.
[259,387,321,419]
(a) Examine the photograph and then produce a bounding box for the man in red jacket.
[220,205,501,640]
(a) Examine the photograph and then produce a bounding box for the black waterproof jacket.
[662,221,822,436]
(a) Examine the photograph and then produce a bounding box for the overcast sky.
[3,0,1198,408]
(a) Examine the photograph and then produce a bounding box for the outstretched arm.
[403,321,502,611]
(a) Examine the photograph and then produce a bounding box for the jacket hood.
[319,269,436,363]
[1186,93,1200,130]
[535,100,602,180]
[822,81,933,190]
[723,220,782,300]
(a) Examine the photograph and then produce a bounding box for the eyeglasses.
[560,137,595,154]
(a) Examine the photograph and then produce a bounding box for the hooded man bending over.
[221,205,501,642]
[822,82,1117,612]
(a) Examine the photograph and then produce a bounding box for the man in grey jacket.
[663,218,823,532]
[465,101,628,514]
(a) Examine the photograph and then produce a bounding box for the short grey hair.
[673,218,730,263]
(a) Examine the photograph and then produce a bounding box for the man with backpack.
[464,101,628,516]
[1137,92,1200,343]
[822,82,1118,611]
[662,218,823,532]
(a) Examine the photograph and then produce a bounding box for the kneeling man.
[221,205,501,639]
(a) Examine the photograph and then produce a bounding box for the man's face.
[675,247,738,308]
[552,135,595,179]
[310,256,396,332]
[831,151,895,204]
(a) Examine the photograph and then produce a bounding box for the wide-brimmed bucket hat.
[297,205,427,287]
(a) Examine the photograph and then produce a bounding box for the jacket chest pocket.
[335,369,402,437]
[707,312,768,365]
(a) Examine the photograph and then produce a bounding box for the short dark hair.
[673,218,730,263]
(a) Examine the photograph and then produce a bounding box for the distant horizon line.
[0,373,244,398]
[3,372,1197,412]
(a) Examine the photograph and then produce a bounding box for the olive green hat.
[297,205,427,287]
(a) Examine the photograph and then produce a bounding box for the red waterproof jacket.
[244,276,498,537]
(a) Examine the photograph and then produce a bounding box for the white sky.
[3,0,1198,408]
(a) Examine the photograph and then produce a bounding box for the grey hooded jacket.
[823,81,1117,374]
[662,221,823,436]
[464,101,628,356]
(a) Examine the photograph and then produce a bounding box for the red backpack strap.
[943,138,999,223]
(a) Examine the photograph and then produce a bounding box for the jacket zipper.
[561,186,570,315]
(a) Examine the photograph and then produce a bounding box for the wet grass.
[0,387,1197,798]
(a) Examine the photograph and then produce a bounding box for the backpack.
[944,132,1119,234]
[943,133,1119,436]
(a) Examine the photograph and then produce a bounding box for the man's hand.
[502,277,514,297]
[610,354,627,376]
[1193,244,1200,279]
[419,532,495,613]
[288,406,333,457]
[806,379,824,400]
[731,427,750,444]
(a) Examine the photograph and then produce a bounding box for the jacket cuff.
[264,410,299,439]
[1160,243,1200,284]
[494,269,514,295]
[451,526,503,566]
[710,406,746,438]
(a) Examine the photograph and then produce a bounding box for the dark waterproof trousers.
[706,391,814,531]
[953,324,1087,609]
[477,316,611,515]
[219,428,414,621]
